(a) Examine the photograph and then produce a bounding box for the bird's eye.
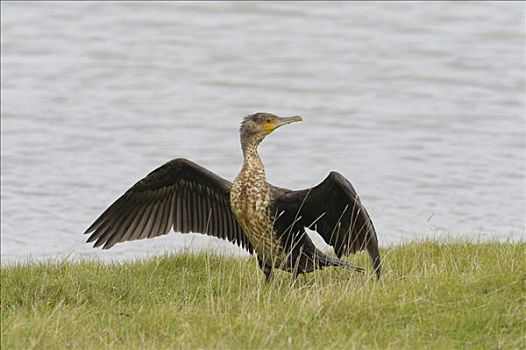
[266,118,271,123]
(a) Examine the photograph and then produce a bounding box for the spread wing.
[274,171,380,278]
[84,158,253,252]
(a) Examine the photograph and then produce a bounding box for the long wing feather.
[274,171,380,278]
[85,158,253,253]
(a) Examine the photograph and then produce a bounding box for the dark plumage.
[85,113,381,280]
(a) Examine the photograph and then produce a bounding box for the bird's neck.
[241,134,263,157]
[240,138,266,182]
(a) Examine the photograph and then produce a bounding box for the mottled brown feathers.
[230,144,286,268]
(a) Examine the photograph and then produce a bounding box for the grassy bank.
[1,241,524,349]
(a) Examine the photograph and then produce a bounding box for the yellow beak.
[263,116,303,133]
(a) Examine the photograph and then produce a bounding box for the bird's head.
[240,112,302,151]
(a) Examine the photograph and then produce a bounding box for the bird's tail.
[321,254,364,273]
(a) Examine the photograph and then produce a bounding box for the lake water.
[1,2,525,265]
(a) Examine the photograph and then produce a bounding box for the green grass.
[1,241,525,349]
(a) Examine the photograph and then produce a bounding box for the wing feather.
[85,158,253,253]
[274,171,380,278]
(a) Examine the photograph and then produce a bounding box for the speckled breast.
[230,161,285,267]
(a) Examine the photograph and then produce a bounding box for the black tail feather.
[323,255,364,273]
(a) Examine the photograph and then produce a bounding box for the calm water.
[1,2,525,264]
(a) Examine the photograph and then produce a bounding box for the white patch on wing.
[305,228,335,255]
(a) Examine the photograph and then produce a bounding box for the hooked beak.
[275,115,303,128]
[263,115,303,134]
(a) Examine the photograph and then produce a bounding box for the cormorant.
[85,113,381,280]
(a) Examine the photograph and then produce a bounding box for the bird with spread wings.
[85,113,381,280]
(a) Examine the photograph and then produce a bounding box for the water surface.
[1,2,525,264]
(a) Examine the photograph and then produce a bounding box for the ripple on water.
[1,1,524,264]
